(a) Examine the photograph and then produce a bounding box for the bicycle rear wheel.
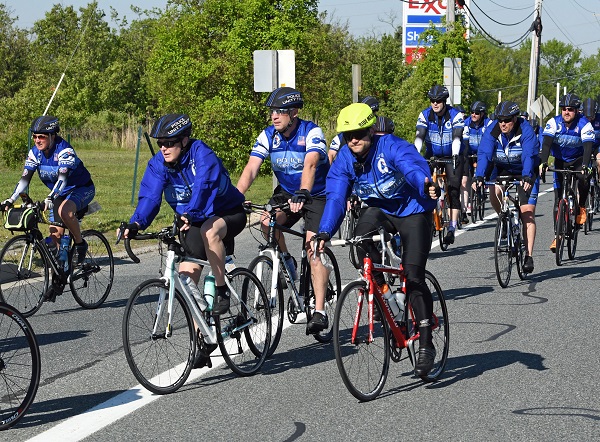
[555,200,567,266]
[494,214,512,288]
[478,187,486,220]
[469,187,478,224]
[410,271,449,382]
[515,223,528,280]
[333,280,390,401]
[217,268,271,376]
[585,186,594,234]
[122,279,195,395]
[70,230,114,308]
[439,200,449,251]
[309,247,341,343]
[0,235,47,317]
[568,199,578,260]
[0,302,41,430]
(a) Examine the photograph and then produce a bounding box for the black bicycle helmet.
[494,101,520,118]
[30,115,60,134]
[558,93,581,109]
[373,116,395,134]
[470,101,486,113]
[360,95,380,112]
[427,85,450,101]
[150,114,192,138]
[583,98,597,120]
[265,87,304,109]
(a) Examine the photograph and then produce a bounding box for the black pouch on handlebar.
[4,206,37,231]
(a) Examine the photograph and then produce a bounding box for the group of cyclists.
[3,83,599,379]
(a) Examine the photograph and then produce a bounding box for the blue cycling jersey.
[319,134,436,236]
[476,118,539,178]
[24,137,91,193]
[463,116,492,155]
[329,133,343,154]
[416,106,465,157]
[588,113,600,152]
[542,114,595,162]
[130,139,244,230]
[250,119,329,196]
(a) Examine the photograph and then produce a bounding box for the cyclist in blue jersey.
[582,98,600,182]
[540,94,595,252]
[314,103,441,377]
[415,85,465,245]
[237,87,332,333]
[2,116,94,268]
[461,101,492,221]
[121,114,246,320]
[475,101,540,273]
[328,96,382,163]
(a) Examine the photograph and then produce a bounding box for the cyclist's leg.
[265,188,301,255]
[57,185,95,244]
[445,159,463,230]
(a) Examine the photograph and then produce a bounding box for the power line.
[477,69,600,93]
[471,0,534,27]
[486,0,531,12]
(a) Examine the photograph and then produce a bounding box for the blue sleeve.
[182,146,221,222]
[130,157,166,230]
[319,154,353,236]
[390,139,431,199]
[520,124,538,177]
[476,123,497,177]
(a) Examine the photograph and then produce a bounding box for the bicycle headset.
[30,115,60,134]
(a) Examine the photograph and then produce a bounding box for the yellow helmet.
[336,103,376,133]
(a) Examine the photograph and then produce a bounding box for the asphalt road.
[6,183,600,441]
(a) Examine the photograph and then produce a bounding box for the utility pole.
[447,0,455,25]
[527,0,543,119]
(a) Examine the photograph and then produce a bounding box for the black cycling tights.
[553,157,590,226]
[354,208,434,345]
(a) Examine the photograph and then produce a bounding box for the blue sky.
[7,1,600,56]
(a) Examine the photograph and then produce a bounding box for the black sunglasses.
[498,117,513,124]
[156,138,182,148]
[344,128,370,143]
[430,99,445,104]
[561,107,577,113]
[471,111,481,116]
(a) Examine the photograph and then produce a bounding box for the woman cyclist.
[314,103,440,377]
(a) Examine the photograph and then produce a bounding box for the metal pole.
[446,0,455,25]
[527,0,543,117]
[352,64,361,103]
[131,126,142,207]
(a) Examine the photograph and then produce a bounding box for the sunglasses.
[32,133,49,140]
[430,99,445,104]
[156,138,182,148]
[270,108,292,115]
[561,107,577,113]
[471,111,481,116]
[344,128,370,143]
[498,117,513,124]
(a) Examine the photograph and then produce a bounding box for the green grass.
[0,140,274,246]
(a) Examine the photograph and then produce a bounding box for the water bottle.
[59,234,70,272]
[203,274,216,311]
[383,289,401,319]
[45,236,58,258]
[394,289,406,323]
[179,275,208,311]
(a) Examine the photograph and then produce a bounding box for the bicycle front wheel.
[70,230,114,308]
[333,280,390,401]
[494,214,512,288]
[439,200,449,251]
[247,254,283,358]
[568,199,578,260]
[411,271,449,382]
[585,186,594,234]
[217,268,271,376]
[122,279,195,395]
[555,200,567,266]
[309,247,341,343]
[0,302,41,430]
[0,235,48,317]
[478,187,486,221]
[469,187,478,224]
[516,223,528,280]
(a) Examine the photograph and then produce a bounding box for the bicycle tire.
[469,187,478,224]
[413,271,449,382]
[124,237,140,263]
[217,267,271,376]
[439,200,449,251]
[247,254,283,358]
[556,200,567,266]
[568,197,578,260]
[478,187,486,221]
[0,302,41,430]
[70,230,114,309]
[309,247,341,343]
[585,185,594,234]
[0,235,48,317]
[515,222,528,280]
[333,280,390,401]
[494,214,512,288]
[122,279,195,395]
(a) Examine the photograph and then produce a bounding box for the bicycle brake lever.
[116,221,127,245]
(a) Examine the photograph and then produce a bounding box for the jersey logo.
[273,135,282,149]
[445,121,452,129]
[377,157,389,174]
[298,136,306,146]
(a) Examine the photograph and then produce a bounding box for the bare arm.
[299,151,321,192]
[236,156,264,195]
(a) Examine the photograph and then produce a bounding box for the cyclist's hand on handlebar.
[521,175,534,192]
[0,199,13,211]
[424,177,441,199]
[180,213,192,231]
[43,197,54,211]
[289,189,311,213]
[242,200,252,214]
[116,222,139,244]
[582,166,592,176]
[310,232,330,257]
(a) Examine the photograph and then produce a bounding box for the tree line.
[1,0,598,171]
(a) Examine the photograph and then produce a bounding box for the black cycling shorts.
[269,185,326,234]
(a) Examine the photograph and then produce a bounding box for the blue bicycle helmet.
[494,101,520,118]
[427,85,450,101]
[583,98,597,120]
[150,114,192,138]
[30,115,60,134]
[265,87,304,109]
[558,93,581,109]
[360,96,380,112]
[373,116,395,134]
[470,101,487,113]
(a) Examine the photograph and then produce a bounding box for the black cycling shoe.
[43,283,65,302]
[74,240,88,264]
[307,312,328,334]
[414,347,436,377]
[443,230,455,245]
[212,291,230,315]
[193,343,218,369]
[461,212,469,224]
[522,256,534,273]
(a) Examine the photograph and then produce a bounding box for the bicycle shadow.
[430,240,494,259]
[442,285,496,301]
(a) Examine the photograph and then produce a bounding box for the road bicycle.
[119,218,271,394]
[0,301,41,430]
[245,202,341,357]
[486,176,529,288]
[584,166,599,234]
[467,155,486,223]
[549,168,583,266]
[337,194,361,241]
[429,157,453,250]
[330,227,449,401]
[0,196,114,317]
